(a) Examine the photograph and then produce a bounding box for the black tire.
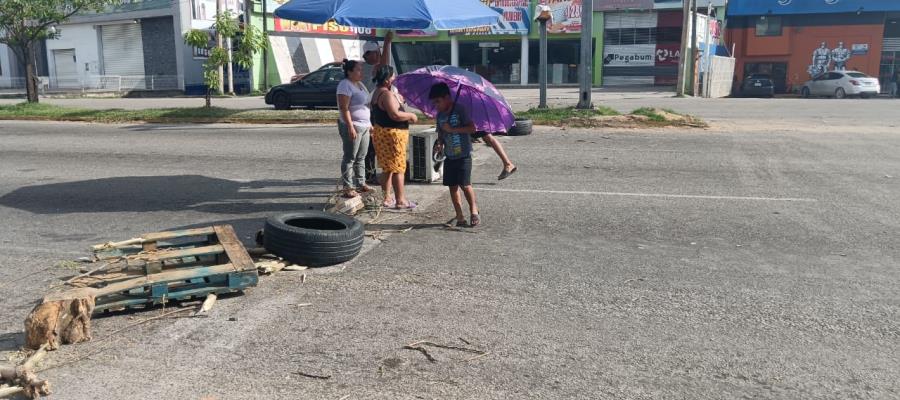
[860,93,871,99]
[264,211,364,267]
[507,118,533,136]
[834,87,846,99]
[273,92,291,110]
[801,87,810,98]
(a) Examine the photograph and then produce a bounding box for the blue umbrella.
[274,0,501,30]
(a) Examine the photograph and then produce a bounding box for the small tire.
[273,92,291,110]
[264,211,364,267]
[507,118,533,136]
[801,87,810,98]
[834,87,846,99]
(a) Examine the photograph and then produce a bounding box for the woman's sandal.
[382,198,396,208]
[470,214,480,227]
[395,200,418,210]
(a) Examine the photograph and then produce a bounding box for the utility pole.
[227,36,235,95]
[262,0,269,90]
[536,5,552,109]
[216,0,225,95]
[702,0,713,98]
[576,0,593,109]
[691,0,699,96]
[676,0,692,96]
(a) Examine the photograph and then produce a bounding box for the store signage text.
[603,44,656,66]
[274,18,375,36]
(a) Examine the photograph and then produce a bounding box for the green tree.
[184,11,267,107]
[0,0,118,103]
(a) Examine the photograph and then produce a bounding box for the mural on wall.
[807,41,865,76]
[539,0,582,33]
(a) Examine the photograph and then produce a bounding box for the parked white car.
[801,71,881,99]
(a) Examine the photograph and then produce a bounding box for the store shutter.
[100,22,145,87]
[603,12,659,87]
[884,38,900,52]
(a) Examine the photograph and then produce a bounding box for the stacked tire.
[264,211,364,267]
[507,117,533,136]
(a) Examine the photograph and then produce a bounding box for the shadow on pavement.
[0,175,336,215]
[0,331,25,352]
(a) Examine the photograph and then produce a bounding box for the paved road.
[1,101,899,399]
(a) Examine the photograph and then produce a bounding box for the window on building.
[755,16,782,37]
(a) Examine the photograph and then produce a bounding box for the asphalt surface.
[1,97,899,399]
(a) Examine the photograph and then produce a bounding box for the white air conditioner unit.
[407,128,443,183]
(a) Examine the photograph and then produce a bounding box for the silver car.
[801,71,881,99]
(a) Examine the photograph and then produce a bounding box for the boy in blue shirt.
[429,83,480,227]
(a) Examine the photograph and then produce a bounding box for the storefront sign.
[729,0,900,16]
[450,0,531,36]
[479,42,501,48]
[541,0,582,34]
[274,18,376,36]
[852,43,869,55]
[603,44,656,66]
[655,43,681,66]
[593,0,653,11]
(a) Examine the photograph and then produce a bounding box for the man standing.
[831,42,850,71]
[362,31,394,183]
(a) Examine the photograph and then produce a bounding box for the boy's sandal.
[470,214,480,227]
[395,200,418,210]
[358,185,374,193]
[457,218,469,227]
[342,189,360,198]
[498,166,517,181]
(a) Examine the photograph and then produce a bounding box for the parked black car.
[265,67,344,110]
[740,74,775,98]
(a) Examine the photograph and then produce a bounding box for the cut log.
[0,345,51,399]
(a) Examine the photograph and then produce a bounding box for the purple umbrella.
[394,65,515,133]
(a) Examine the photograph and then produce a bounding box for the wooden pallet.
[25,225,259,350]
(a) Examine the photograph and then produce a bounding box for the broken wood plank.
[139,227,217,243]
[128,245,225,264]
[330,196,364,215]
[0,386,24,398]
[194,293,217,316]
[213,225,256,272]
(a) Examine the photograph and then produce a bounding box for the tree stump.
[24,292,95,350]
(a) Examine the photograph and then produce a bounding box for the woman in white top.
[336,59,373,198]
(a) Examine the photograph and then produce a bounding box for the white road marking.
[477,187,817,202]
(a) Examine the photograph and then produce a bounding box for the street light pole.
[576,0,593,109]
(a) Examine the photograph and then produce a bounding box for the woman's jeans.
[338,121,371,189]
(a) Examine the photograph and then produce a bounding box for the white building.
[41,0,247,93]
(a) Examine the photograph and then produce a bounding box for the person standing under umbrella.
[370,65,418,209]
[336,59,373,198]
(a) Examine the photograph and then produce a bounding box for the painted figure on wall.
[808,42,831,77]
[831,42,850,71]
